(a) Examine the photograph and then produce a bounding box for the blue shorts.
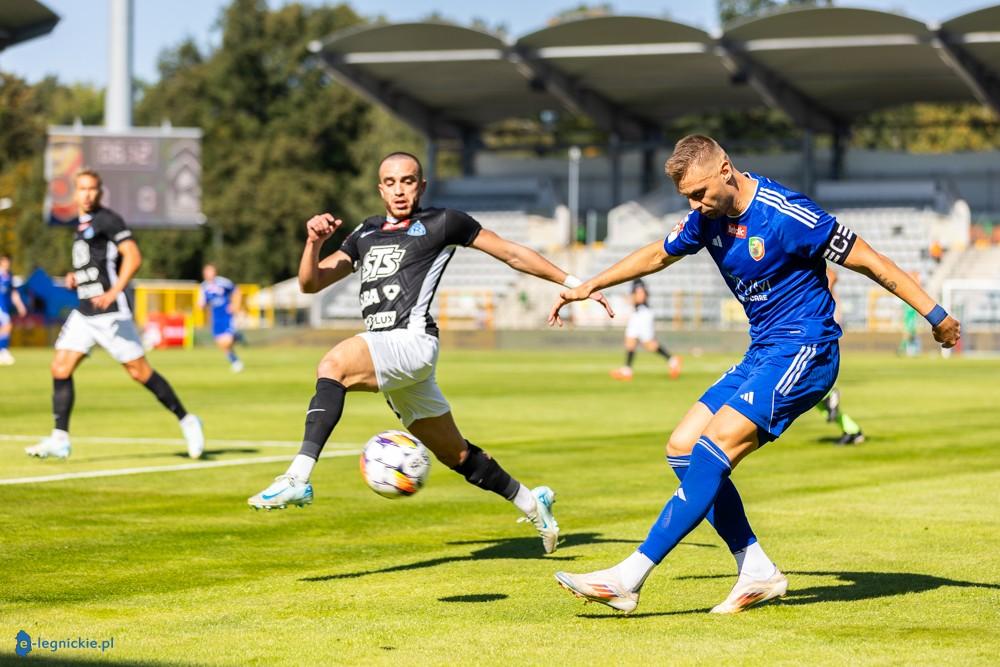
[699,340,839,444]
[211,315,235,339]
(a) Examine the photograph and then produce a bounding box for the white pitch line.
[0,434,356,449]
[0,449,360,486]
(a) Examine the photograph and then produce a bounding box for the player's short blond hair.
[75,167,103,188]
[665,135,725,186]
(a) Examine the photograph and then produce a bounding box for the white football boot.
[248,474,314,510]
[180,414,205,459]
[0,349,15,365]
[710,569,788,614]
[554,568,640,613]
[230,359,244,373]
[518,486,559,554]
[25,432,71,459]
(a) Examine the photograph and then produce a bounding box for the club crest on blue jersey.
[407,221,427,237]
[749,236,765,261]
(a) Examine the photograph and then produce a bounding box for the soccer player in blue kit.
[0,255,28,365]
[199,264,243,372]
[549,135,961,613]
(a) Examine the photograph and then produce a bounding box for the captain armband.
[822,223,858,265]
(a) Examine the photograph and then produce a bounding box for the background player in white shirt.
[611,278,681,381]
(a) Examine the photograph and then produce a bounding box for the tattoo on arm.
[876,273,897,292]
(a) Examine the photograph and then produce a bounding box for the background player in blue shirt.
[549,135,960,614]
[198,264,243,372]
[0,254,28,366]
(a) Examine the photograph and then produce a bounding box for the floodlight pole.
[106,0,133,131]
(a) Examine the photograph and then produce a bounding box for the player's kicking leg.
[248,330,559,553]
[557,342,839,613]
[555,407,769,613]
[248,335,378,510]
[407,411,559,554]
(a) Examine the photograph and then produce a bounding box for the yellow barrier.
[133,280,273,330]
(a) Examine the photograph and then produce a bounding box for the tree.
[719,0,833,26]
[134,1,383,283]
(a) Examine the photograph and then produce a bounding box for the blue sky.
[0,0,993,86]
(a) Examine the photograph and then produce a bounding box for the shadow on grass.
[815,435,862,445]
[172,448,260,461]
[438,593,508,603]
[0,655,186,666]
[72,448,260,463]
[678,570,1000,605]
[301,532,714,582]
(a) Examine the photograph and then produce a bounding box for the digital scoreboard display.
[45,126,205,227]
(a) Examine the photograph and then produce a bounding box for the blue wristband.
[925,305,948,327]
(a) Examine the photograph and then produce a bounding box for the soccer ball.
[360,430,431,498]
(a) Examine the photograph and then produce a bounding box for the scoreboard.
[45,126,205,228]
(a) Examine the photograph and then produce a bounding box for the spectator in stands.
[929,239,943,264]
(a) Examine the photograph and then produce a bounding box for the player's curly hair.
[665,135,725,186]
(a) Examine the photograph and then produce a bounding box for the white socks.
[512,484,537,515]
[287,454,317,481]
[734,541,777,580]
[614,550,656,592]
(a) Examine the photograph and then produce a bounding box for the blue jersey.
[664,173,855,344]
[0,271,12,315]
[200,277,236,324]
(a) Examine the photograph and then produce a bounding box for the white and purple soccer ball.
[360,430,431,498]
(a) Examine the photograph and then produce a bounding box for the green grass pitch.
[1,345,998,665]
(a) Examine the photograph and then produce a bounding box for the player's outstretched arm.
[842,235,960,348]
[547,241,681,326]
[298,213,353,293]
[471,228,614,318]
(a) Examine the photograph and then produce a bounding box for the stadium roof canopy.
[313,5,1000,143]
[0,0,59,52]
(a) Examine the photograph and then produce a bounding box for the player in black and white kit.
[248,152,614,554]
[610,279,681,381]
[26,169,205,460]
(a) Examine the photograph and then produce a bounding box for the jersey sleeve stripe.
[757,187,820,221]
[757,191,818,228]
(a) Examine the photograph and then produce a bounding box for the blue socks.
[639,436,732,564]
[0,333,8,351]
[667,453,756,554]
[226,350,239,364]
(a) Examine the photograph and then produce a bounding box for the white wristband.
[562,275,583,289]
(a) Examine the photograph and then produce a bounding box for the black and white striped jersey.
[71,207,135,317]
[339,208,482,337]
